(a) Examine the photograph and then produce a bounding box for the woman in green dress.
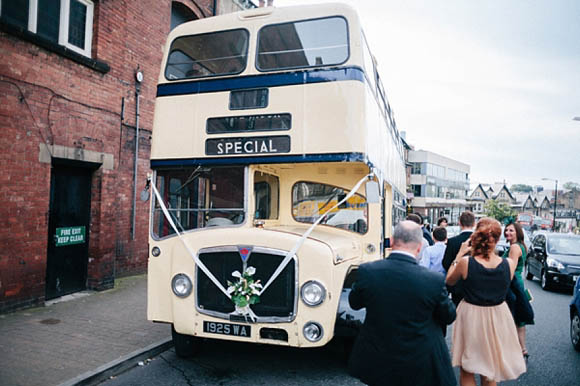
[504,222,534,358]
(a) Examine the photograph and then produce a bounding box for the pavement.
[0,274,172,386]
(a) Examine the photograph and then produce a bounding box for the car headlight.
[171,273,192,298]
[303,321,323,342]
[301,280,326,307]
[546,257,565,271]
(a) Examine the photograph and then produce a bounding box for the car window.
[547,236,580,255]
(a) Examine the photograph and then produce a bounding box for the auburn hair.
[470,217,502,259]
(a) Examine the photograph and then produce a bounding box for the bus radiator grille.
[197,251,296,319]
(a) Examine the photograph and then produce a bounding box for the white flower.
[245,266,256,276]
[231,270,241,278]
[226,286,235,294]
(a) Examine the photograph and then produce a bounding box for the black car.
[571,277,580,351]
[525,232,580,291]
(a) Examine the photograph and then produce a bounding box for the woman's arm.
[507,243,522,264]
[446,256,468,285]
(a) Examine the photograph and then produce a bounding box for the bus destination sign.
[206,135,290,156]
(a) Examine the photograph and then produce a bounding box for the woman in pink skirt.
[446,218,526,386]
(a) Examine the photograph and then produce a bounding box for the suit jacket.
[348,252,456,386]
[442,231,472,306]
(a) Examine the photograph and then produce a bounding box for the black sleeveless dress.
[451,257,526,381]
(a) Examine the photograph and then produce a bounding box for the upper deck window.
[257,16,349,71]
[165,29,249,80]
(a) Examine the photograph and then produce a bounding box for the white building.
[408,150,470,225]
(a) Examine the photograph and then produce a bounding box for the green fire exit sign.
[55,226,86,247]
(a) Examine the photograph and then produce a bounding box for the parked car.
[571,277,580,351]
[525,232,580,291]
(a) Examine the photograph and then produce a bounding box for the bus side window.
[254,172,279,220]
[254,182,270,219]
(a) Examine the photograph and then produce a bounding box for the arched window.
[171,2,196,30]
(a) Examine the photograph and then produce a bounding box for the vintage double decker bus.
[147,3,407,356]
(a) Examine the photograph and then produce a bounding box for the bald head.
[392,220,423,257]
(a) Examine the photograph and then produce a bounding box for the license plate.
[203,321,251,338]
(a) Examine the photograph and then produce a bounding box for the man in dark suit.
[348,221,456,386]
[441,211,476,306]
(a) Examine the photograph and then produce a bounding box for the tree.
[484,199,517,224]
[563,181,580,191]
[510,184,533,193]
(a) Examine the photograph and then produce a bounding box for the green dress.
[502,243,526,289]
[502,243,533,326]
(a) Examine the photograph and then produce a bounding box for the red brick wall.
[0,0,214,313]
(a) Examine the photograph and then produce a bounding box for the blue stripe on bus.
[156,66,365,97]
[150,152,366,167]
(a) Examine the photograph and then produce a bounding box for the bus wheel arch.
[172,324,200,358]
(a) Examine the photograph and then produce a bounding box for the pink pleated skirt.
[452,300,526,382]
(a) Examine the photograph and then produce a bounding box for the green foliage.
[510,184,533,193]
[563,181,580,191]
[484,199,517,223]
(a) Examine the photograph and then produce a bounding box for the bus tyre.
[172,325,199,358]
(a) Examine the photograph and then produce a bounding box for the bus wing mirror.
[366,181,380,203]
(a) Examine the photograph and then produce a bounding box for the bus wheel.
[172,325,199,358]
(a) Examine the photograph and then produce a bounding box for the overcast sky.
[276,0,580,190]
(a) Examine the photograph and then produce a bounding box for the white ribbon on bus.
[259,173,373,295]
[150,181,232,299]
[150,172,373,319]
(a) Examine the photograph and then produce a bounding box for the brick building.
[0,0,255,313]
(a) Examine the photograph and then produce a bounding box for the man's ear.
[414,243,422,257]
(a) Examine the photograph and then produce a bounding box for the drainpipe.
[213,0,217,15]
[132,68,144,240]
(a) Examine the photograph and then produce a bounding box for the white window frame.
[8,0,94,57]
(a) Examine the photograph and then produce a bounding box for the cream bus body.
[147,3,406,354]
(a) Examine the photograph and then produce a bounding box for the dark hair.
[413,212,424,224]
[471,217,502,259]
[432,226,447,242]
[505,222,527,254]
[437,217,448,226]
[459,211,475,227]
[406,213,422,225]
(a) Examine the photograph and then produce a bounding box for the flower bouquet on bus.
[227,266,262,322]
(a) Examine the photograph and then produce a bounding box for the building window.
[411,162,422,174]
[412,184,422,197]
[474,191,480,197]
[1,0,94,57]
[171,1,196,30]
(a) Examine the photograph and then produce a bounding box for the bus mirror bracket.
[366,181,380,204]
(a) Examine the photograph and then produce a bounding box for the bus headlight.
[301,280,326,307]
[171,274,192,298]
[303,321,323,342]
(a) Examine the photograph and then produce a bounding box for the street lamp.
[542,178,558,232]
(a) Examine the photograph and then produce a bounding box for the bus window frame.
[291,180,369,235]
[164,28,250,81]
[255,15,351,72]
[149,166,249,241]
